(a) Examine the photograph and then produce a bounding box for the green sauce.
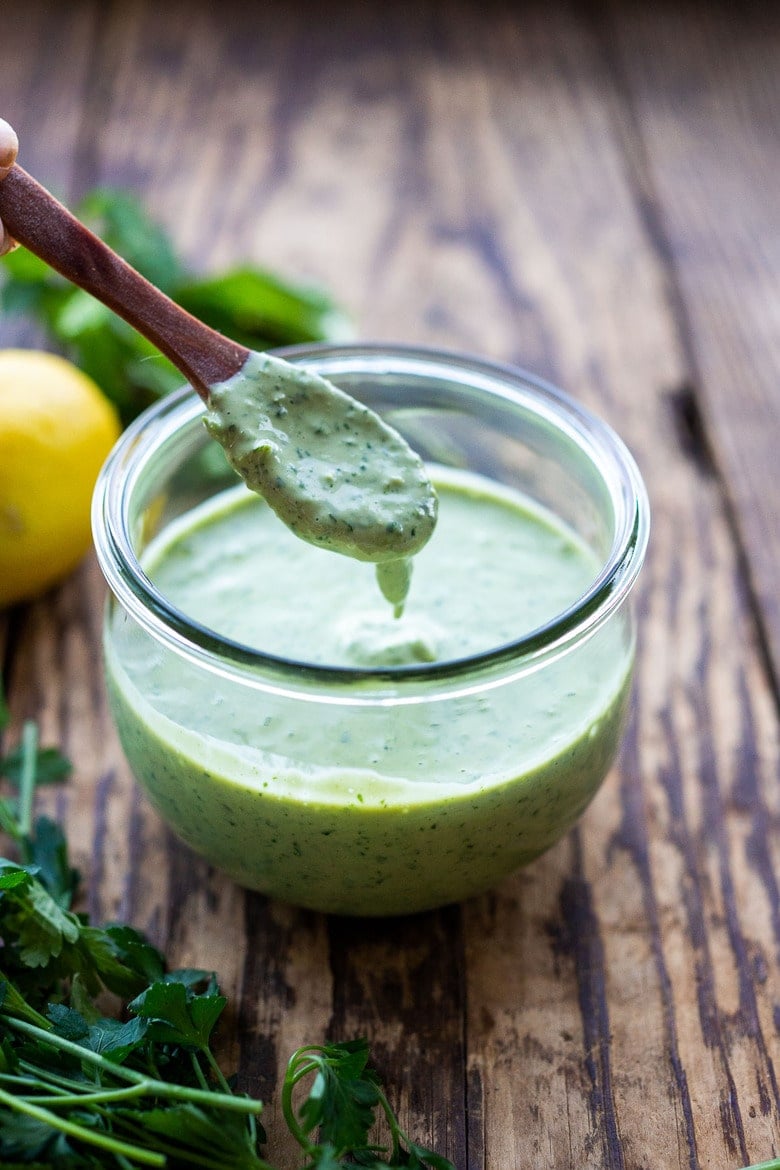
[203,352,437,613]
[105,470,633,915]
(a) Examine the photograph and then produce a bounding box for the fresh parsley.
[283,1041,454,1169]
[0,690,455,1168]
[0,187,352,425]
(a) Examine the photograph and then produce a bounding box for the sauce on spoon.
[204,351,436,612]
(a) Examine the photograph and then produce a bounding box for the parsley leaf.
[295,1040,380,1152]
[283,1040,455,1169]
[129,977,227,1052]
[22,817,79,909]
[0,749,72,787]
[3,868,80,967]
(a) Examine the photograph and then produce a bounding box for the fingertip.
[0,225,18,257]
[0,119,19,177]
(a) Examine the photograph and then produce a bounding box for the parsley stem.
[20,1082,148,1108]
[377,1083,417,1163]
[5,1015,263,1115]
[204,1044,235,1096]
[0,978,51,1028]
[280,1055,322,1153]
[18,1057,98,1093]
[0,719,37,845]
[0,1082,166,1166]
[0,1072,45,1090]
[17,719,38,843]
[191,1049,212,1092]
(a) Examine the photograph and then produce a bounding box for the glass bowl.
[92,344,649,916]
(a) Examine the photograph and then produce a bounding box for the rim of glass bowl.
[92,343,650,691]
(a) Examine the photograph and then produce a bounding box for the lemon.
[0,349,121,607]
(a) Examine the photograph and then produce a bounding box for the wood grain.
[1,2,779,1167]
[600,1,780,688]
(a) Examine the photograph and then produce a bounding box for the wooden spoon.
[0,138,437,571]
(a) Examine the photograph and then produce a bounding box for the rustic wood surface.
[2,1,780,1166]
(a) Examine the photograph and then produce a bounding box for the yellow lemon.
[0,349,121,607]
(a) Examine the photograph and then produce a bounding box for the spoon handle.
[0,165,248,398]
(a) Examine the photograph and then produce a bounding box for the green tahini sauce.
[203,352,438,615]
[105,470,633,915]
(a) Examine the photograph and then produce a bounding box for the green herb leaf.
[77,923,164,1000]
[1,743,73,788]
[284,1040,384,1163]
[175,267,352,350]
[22,817,79,909]
[48,1002,148,1062]
[116,1102,272,1170]
[0,862,31,891]
[0,1108,76,1164]
[298,1043,380,1153]
[283,1040,457,1169]
[5,872,80,967]
[1,245,60,283]
[129,978,227,1052]
[0,979,51,1028]
[78,188,184,293]
[401,1143,458,1169]
[303,1144,344,1169]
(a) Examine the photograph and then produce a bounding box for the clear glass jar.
[92,345,649,916]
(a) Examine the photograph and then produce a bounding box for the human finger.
[0,119,19,254]
[0,118,18,179]
[0,219,17,257]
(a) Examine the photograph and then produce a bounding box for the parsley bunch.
[0,695,455,1168]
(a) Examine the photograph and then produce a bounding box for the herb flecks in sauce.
[203,352,437,613]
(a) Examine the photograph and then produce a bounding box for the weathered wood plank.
[601,0,780,691]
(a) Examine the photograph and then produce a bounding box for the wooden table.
[2,2,780,1166]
